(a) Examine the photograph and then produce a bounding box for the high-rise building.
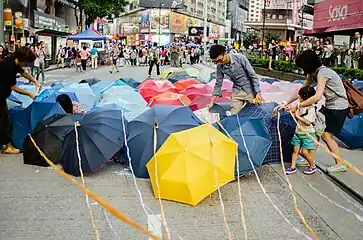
[248,0,262,22]
[227,0,249,40]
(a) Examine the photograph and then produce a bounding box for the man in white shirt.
[349,32,363,69]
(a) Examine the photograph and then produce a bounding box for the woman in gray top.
[277,50,349,173]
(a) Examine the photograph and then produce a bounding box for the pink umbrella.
[207,79,233,92]
[181,84,213,101]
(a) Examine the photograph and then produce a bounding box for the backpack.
[300,106,326,137]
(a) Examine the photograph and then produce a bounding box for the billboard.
[150,9,170,33]
[188,27,209,36]
[140,10,150,33]
[139,0,184,8]
[171,12,187,34]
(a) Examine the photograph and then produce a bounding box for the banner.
[4,8,12,27]
[34,10,66,32]
[171,12,187,34]
[140,10,150,33]
[150,9,170,33]
[15,12,23,29]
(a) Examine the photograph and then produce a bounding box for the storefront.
[149,9,171,44]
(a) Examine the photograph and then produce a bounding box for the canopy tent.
[68,28,107,41]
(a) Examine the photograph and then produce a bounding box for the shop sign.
[4,8,13,27]
[139,10,150,33]
[34,10,66,32]
[188,27,209,36]
[15,12,23,29]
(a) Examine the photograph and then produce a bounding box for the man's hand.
[28,92,36,99]
[286,104,298,113]
[207,102,214,111]
[274,103,287,112]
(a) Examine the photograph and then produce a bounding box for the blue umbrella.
[210,102,231,121]
[35,89,59,102]
[41,92,79,103]
[118,77,140,89]
[264,111,296,163]
[338,114,363,149]
[51,82,72,89]
[9,102,65,150]
[260,78,280,84]
[352,80,363,92]
[12,85,36,108]
[60,106,127,176]
[238,103,276,128]
[79,78,101,86]
[61,83,97,111]
[218,115,272,175]
[126,105,202,178]
[91,82,114,96]
[168,71,191,83]
[186,42,197,47]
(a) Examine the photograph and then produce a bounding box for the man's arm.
[11,85,36,99]
[240,54,260,93]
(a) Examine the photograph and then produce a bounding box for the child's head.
[298,86,316,101]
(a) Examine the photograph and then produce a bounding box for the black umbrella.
[23,114,83,167]
[79,78,101,86]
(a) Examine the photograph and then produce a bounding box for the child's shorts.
[291,133,316,150]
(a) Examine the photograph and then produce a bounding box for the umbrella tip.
[75,121,81,127]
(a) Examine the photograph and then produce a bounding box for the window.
[251,14,254,17]
[267,13,271,19]
[272,14,276,19]
[278,15,283,19]
[251,9,254,12]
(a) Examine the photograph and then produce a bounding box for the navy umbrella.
[23,114,83,166]
[79,78,101,86]
[126,105,202,178]
[264,111,296,163]
[338,114,363,149]
[260,78,280,84]
[238,103,276,128]
[168,72,191,83]
[61,106,126,176]
[119,77,140,89]
[218,115,272,175]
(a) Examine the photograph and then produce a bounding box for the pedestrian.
[148,42,161,77]
[160,46,166,66]
[130,46,137,66]
[79,46,90,71]
[0,47,40,154]
[56,45,65,68]
[76,54,82,72]
[322,39,334,67]
[268,40,277,71]
[277,50,349,173]
[109,44,120,74]
[207,44,262,114]
[349,32,363,69]
[285,86,317,175]
[0,45,6,60]
[65,47,72,68]
[35,42,46,84]
[170,44,180,67]
[90,45,98,69]
[313,40,323,60]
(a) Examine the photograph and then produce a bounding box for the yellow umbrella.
[184,67,200,77]
[160,68,184,79]
[146,124,237,206]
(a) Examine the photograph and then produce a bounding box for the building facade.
[248,0,263,22]
[227,0,249,40]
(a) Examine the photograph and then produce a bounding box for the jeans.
[36,61,45,83]
[0,101,11,146]
[91,55,98,69]
[148,60,160,76]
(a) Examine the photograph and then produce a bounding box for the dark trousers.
[148,60,160,75]
[81,59,87,70]
[0,101,11,146]
[131,58,137,66]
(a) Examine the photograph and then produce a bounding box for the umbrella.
[60,83,97,111]
[260,78,280,84]
[60,107,127,176]
[40,92,79,103]
[90,82,114,96]
[189,95,230,111]
[352,80,363,92]
[174,79,200,91]
[238,103,276,127]
[218,116,272,175]
[126,105,202,178]
[146,124,237,206]
[34,89,58,102]
[9,102,66,150]
[264,111,296,163]
[186,42,197,47]
[210,102,231,121]
[138,80,177,103]
[12,85,37,108]
[23,114,83,166]
[184,68,200,78]
[181,84,213,101]
[118,77,140,89]
[149,92,191,107]
[207,79,233,97]
[79,78,101,86]
[338,114,363,149]
[160,68,184,79]
[51,82,72,90]
[97,86,148,121]
[168,71,191,83]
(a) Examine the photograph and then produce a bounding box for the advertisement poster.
[171,12,187,34]
[140,10,150,33]
[150,9,170,33]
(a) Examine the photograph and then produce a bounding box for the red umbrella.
[189,95,231,111]
[149,92,191,107]
[181,84,213,101]
[207,79,233,96]
[174,79,200,91]
[138,80,177,103]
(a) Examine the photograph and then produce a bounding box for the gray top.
[317,67,349,110]
[213,53,261,96]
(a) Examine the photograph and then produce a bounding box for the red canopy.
[313,0,363,32]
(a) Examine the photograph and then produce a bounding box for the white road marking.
[147,214,162,240]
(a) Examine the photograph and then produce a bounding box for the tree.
[265,31,279,45]
[242,32,261,49]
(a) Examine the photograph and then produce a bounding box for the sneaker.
[2,145,20,154]
[285,167,297,175]
[109,71,113,74]
[296,159,310,167]
[303,166,317,175]
[327,165,347,173]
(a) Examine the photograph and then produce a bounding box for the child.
[286,86,317,175]
[76,55,82,72]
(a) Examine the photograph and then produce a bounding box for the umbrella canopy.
[90,81,114,96]
[146,124,237,206]
[210,102,231,121]
[34,89,59,102]
[184,68,200,78]
[138,80,177,103]
[181,84,213,101]
[207,79,233,97]
[51,82,72,90]
[61,107,126,176]
[68,28,107,41]
[190,95,230,111]
[9,102,66,150]
[186,42,197,47]
[160,68,184,79]
[174,79,200,91]
[338,114,363,149]
[12,85,37,108]
[238,103,276,127]
[118,77,140,89]
[126,105,202,178]
[23,114,83,166]
[97,86,147,121]
[260,78,280,84]
[168,71,191,83]
[79,78,101,86]
[352,80,363,92]
[149,92,191,107]
[40,92,79,103]
[60,83,97,111]
[219,116,272,175]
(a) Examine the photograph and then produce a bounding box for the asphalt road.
[1,65,363,240]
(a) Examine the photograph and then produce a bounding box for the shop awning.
[68,28,107,41]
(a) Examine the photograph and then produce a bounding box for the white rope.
[208,124,233,240]
[235,115,310,239]
[74,122,101,240]
[103,209,121,240]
